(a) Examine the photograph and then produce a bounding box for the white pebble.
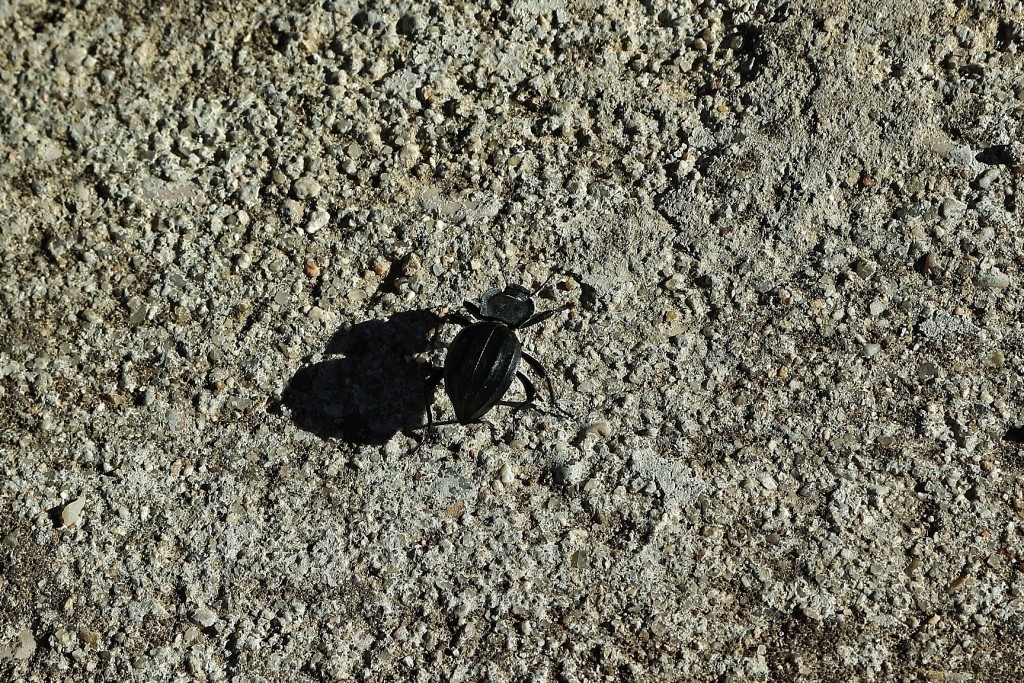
[61,497,86,527]
[975,168,999,190]
[292,176,321,199]
[973,272,1010,289]
[306,209,330,234]
[190,608,218,628]
[585,421,612,439]
[940,197,966,217]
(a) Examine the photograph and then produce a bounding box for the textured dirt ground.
[2,1,1023,681]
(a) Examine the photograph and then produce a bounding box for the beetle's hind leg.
[521,351,571,418]
[505,370,539,435]
[510,371,538,412]
[405,368,444,453]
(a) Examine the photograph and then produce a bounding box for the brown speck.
[945,572,970,593]
[859,172,875,188]
[373,261,390,277]
[916,252,935,275]
[304,260,320,278]
[445,500,466,518]
[399,252,421,276]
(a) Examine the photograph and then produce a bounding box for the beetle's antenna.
[530,270,558,296]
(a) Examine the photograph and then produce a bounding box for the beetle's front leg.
[520,303,571,329]
[427,310,473,343]
[443,312,474,327]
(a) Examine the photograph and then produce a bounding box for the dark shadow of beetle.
[281,309,440,445]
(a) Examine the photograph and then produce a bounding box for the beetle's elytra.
[445,322,522,423]
[425,282,568,428]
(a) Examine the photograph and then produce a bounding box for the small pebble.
[940,198,966,217]
[292,176,321,199]
[306,209,330,234]
[917,361,939,379]
[973,272,1010,289]
[663,274,687,291]
[854,259,877,280]
[14,627,35,660]
[975,168,999,190]
[61,497,86,527]
[400,252,422,276]
[190,608,218,628]
[78,629,101,648]
[985,349,1004,367]
[282,199,304,224]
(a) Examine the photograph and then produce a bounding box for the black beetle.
[423,282,569,429]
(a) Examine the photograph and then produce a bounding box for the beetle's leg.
[529,272,559,297]
[427,312,472,346]
[516,371,538,409]
[462,300,483,320]
[429,312,472,342]
[442,312,473,327]
[520,304,570,329]
[521,351,571,418]
[507,371,539,430]
[424,368,443,428]
[406,368,443,452]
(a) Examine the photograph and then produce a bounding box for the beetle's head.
[478,284,535,327]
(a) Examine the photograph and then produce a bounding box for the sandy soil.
[2,1,1023,680]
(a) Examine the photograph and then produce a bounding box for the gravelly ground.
[2,0,1024,681]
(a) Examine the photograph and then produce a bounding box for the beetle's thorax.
[478,284,534,327]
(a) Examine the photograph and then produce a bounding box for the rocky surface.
[2,0,1023,680]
